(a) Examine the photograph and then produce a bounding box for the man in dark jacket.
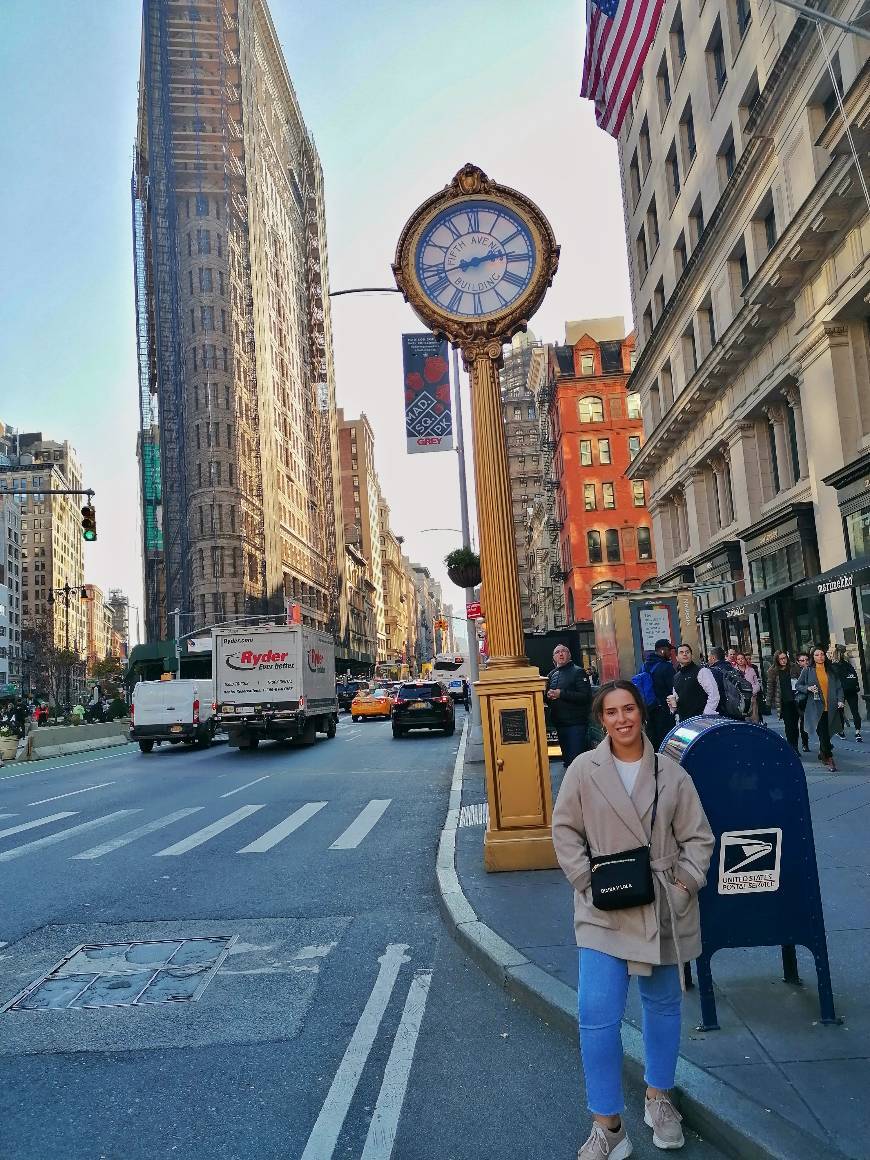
[707,646,744,720]
[832,647,862,741]
[643,638,676,748]
[546,644,592,767]
[668,643,719,720]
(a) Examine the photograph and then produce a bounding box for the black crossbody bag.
[589,756,659,912]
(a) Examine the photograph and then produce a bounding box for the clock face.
[414,199,536,320]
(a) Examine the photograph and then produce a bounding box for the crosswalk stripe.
[154,804,265,856]
[238,802,327,853]
[71,808,206,860]
[0,811,139,863]
[329,800,392,850]
[0,812,77,841]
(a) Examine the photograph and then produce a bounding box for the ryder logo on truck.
[226,649,295,672]
[307,648,326,674]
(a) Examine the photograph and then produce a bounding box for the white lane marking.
[300,943,411,1160]
[329,799,392,850]
[0,812,77,840]
[0,750,129,781]
[154,804,265,856]
[71,808,205,860]
[237,802,327,853]
[361,971,434,1160]
[0,811,139,863]
[28,782,115,807]
[220,775,270,799]
[0,813,16,819]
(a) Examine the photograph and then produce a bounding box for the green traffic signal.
[81,504,97,542]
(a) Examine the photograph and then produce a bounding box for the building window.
[680,102,696,169]
[768,419,781,493]
[632,479,646,505]
[708,21,727,97]
[584,483,597,511]
[587,531,602,564]
[513,406,522,420]
[639,116,651,175]
[821,52,843,121]
[737,245,750,290]
[764,205,777,251]
[195,193,209,216]
[683,324,698,376]
[627,394,642,420]
[581,352,595,375]
[674,232,687,277]
[629,437,643,463]
[671,6,686,68]
[735,0,752,38]
[643,306,654,342]
[637,527,652,559]
[606,529,621,562]
[598,438,611,465]
[196,228,211,255]
[719,130,736,186]
[666,142,681,208]
[653,278,665,321]
[636,230,649,280]
[527,405,536,419]
[647,197,660,253]
[657,54,672,119]
[200,305,214,331]
[689,196,705,248]
[199,267,212,292]
[579,396,604,423]
[629,150,641,207]
[602,483,616,509]
[580,439,592,466]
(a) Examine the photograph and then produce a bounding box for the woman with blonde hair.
[553,680,714,1158]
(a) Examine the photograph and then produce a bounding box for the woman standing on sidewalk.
[734,652,762,723]
[767,651,800,752]
[553,681,714,1159]
[795,646,844,772]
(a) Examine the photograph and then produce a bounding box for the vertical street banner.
[402,333,454,455]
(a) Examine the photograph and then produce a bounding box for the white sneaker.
[644,1095,685,1149]
[578,1120,633,1159]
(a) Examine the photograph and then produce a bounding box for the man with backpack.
[633,638,676,749]
[707,646,753,720]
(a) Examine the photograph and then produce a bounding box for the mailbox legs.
[695,954,721,1032]
[781,943,801,985]
[811,940,841,1025]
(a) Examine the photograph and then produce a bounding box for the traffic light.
[81,504,97,542]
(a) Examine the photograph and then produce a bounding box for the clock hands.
[447,247,505,273]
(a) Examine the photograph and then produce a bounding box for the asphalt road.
[0,714,725,1159]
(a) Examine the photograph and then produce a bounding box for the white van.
[130,679,216,754]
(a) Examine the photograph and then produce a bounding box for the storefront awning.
[706,579,798,620]
[794,553,870,598]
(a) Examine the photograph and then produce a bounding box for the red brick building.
[549,324,657,629]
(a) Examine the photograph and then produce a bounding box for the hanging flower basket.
[445,548,481,590]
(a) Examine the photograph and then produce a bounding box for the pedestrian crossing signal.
[81,504,97,542]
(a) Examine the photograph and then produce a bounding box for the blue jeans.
[557,724,587,768]
[578,948,682,1115]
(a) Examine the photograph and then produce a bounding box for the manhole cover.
[2,936,236,1012]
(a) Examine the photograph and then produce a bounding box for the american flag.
[581,0,666,138]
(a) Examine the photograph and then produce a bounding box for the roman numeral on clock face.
[466,208,480,233]
[421,263,444,281]
[447,287,464,313]
[502,270,527,289]
[426,273,451,298]
[444,218,462,240]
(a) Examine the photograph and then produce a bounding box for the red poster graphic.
[402,333,454,455]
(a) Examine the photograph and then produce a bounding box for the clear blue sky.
[0,0,632,642]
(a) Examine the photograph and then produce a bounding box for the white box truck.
[212,624,338,749]
[130,679,216,754]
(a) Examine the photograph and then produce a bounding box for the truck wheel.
[299,718,318,747]
[196,725,213,749]
[352,715,360,722]
[326,716,337,739]
[138,740,154,754]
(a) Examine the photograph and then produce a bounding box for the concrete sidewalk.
[439,722,868,1160]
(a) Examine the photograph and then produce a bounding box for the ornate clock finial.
[450,163,491,196]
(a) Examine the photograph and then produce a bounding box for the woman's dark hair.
[591,679,648,727]
[811,644,831,669]
[773,650,790,668]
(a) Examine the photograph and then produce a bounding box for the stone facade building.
[618,0,869,673]
[338,411,386,663]
[134,0,345,648]
[0,495,21,690]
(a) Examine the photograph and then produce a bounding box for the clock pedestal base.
[474,665,558,873]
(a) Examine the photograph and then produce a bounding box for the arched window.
[587,530,602,563]
[591,580,624,594]
[578,396,605,423]
[567,588,576,624]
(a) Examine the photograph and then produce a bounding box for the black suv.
[336,680,367,712]
[392,682,455,738]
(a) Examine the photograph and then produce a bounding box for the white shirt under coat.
[672,665,720,716]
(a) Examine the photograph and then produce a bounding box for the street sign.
[466,601,482,619]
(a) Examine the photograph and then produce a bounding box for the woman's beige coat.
[552,735,714,970]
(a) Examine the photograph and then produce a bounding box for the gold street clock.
[393,163,559,351]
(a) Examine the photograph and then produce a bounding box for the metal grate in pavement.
[458,802,489,827]
[3,936,236,1012]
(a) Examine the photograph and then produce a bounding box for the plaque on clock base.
[474,666,559,872]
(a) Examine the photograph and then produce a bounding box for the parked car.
[391,681,455,738]
[336,680,367,712]
[351,687,393,721]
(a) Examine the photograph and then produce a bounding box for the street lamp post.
[47,582,89,710]
[394,163,560,871]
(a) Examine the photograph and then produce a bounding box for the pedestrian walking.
[546,644,593,768]
[707,647,752,720]
[795,646,844,772]
[831,646,862,742]
[634,638,676,750]
[734,652,762,723]
[553,680,714,1159]
[666,644,719,720]
[766,651,800,753]
[796,652,811,751]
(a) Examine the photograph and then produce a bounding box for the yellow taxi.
[350,687,393,721]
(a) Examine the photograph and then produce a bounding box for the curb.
[436,720,850,1160]
[24,736,133,761]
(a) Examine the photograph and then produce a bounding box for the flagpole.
[768,0,870,40]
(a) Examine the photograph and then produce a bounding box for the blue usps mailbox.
[661,716,838,1031]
